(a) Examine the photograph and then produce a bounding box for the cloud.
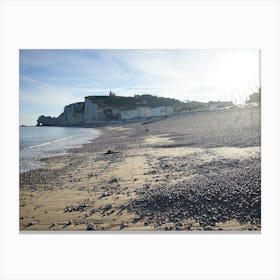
[20,50,131,82]
[20,86,85,107]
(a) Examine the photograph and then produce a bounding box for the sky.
[19,49,260,125]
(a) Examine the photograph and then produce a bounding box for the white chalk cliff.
[36,93,188,126]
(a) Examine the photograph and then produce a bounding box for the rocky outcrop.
[37,115,58,126]
[37,102,85,126]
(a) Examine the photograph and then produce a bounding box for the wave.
[53,136,73,143]
[29,136,73,148]
[30,141,52,148]
[20,127,101,173]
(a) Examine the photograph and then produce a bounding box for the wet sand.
[20,107,261,231]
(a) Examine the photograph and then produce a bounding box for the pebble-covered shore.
[20,107,261,231]
[127,158,260,230]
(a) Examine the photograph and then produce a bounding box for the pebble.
[176,222,185,230]
[27,221,38,227]
[204,226,214,231]
[105,150,115,154]
[64,202,90,212]
[120,222,128,230]
[211,217,218,222]
[103,204,113,211]
[87,223,96,231]
[102,192,109,197]
[109,178,118,183]
[165,225,173,230]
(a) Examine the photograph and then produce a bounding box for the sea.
[20,126,101,173]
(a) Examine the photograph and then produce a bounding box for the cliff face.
[36,94,235,126]
[37,102,85,126]
[37,98,121,126]
[36,94,189,126]
[84,98,99,124]
[64,102,84,124]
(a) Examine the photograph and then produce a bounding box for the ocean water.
[20,126,101,173]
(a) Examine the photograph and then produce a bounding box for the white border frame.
[1,1,280,279]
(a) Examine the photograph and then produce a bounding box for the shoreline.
[34,115,169,128]
[19,127,102,174]
[20,107,261,231]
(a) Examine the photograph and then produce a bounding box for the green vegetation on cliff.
[86,94,184,110]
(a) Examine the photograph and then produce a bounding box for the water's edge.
[20,127,102,173]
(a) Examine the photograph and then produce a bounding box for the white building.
[209,104,218,111]
[150,106,173,116]
[137,107,150,118]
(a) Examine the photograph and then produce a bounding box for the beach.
[19,107,261,231]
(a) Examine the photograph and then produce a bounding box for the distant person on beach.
[145,125,149,132]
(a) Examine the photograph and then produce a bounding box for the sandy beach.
[19,107,261,231]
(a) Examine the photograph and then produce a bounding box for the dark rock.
[65,202,90,212]
[105,150,115,154]
[87,223,96,231]
[27,221,38,227]
[101,192,110,198]
[176,222,185,230]
[103,204,113,211]
[211,216,218,222]
[204,226,214,231]
[109,178,118,183]
[120,222,128,230]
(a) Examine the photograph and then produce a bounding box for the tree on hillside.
[247,87,261,104]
